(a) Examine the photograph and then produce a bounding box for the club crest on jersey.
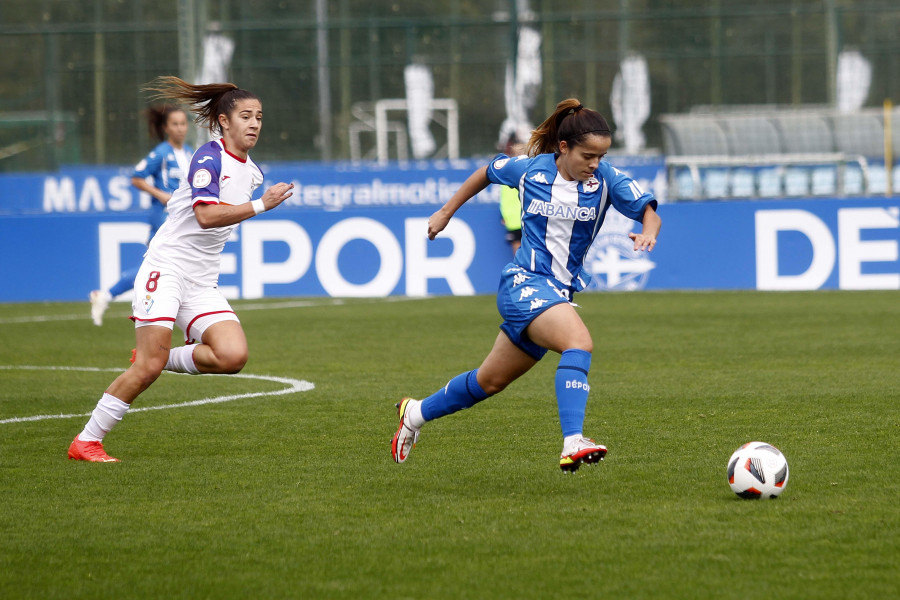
[526,199,597,221]
[141,294,154,314]
[583,177,600,193]
[493,157,510,169]
[192,168,212,188]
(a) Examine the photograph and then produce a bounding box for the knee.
[131,358,165,389]
[476,372,509,396]
[214,347,248,374]
[569,333,593,354]
[573,339,593,353]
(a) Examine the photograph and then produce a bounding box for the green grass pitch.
[1,291,897,599]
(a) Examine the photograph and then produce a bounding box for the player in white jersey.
[69,77,294,462]
[393,98,661,472]
[89,105,192,326]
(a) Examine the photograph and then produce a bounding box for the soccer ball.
[726,442,789,499]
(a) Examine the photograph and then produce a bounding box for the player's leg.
[69,324,171,462]
[89,267,140,326]
[526,303,606,471]
[167,286,245,375]
[419,331,536,422]
[108,266,139,298]
[393,264,547,463]
[191,320,248,374]
[392,333,536,463]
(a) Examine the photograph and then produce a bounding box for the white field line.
[0,295,429,325]
[0,366,314,425]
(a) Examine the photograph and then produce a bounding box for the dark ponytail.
[143,76,259,136]
[144,104,184,142]
[526,98,611,156]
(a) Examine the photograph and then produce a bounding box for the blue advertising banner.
[0,155,667,215]
[1,159,898,302]
[1,206,512,302]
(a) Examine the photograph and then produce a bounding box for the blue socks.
[555,349,592,437]
[419,350,592,432]
[421,369,489,422]
[109,267,140,298]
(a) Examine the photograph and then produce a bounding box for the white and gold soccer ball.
[727,442,789,499]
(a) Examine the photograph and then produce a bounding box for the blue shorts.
[496,263,574,360]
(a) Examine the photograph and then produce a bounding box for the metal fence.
[0,0,898,172]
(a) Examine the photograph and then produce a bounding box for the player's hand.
[427,209,451,240]
[629,232,657,252]
[261,182,294,211]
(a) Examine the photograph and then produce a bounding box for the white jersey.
[145,139,263,286]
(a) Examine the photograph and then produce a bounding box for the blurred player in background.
[69,76,294,462]
[393,98,661,472]
[498,133,524,254]
[89,105,193,326]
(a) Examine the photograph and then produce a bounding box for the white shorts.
[131,261,240,344]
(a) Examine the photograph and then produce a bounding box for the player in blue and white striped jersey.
[393,98,661,472]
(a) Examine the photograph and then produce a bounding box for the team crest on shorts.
[141,294,154,314]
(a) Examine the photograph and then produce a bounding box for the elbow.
[193,204,218,229]
[194,212,215,229]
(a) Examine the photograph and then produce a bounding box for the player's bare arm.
[194,182,294,229]
[629,204,661,252]
[428,166,490,240]
[131,176,173,205]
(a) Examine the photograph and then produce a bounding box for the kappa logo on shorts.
[141,294,154,314]
[518,286,539,301]
[546,279,570,300]
[529,298,548,311]
[512,273,529,287]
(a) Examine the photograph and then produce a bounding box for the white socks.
[78,393,130,442]
[406,399,426,429]
[562,434,584,455]
[165,345,200,374]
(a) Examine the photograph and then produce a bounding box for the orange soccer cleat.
[68,437,119,463]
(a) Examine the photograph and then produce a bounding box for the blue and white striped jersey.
[132,140,194,195]
[487,153,657,291]
[133,140,194,237]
